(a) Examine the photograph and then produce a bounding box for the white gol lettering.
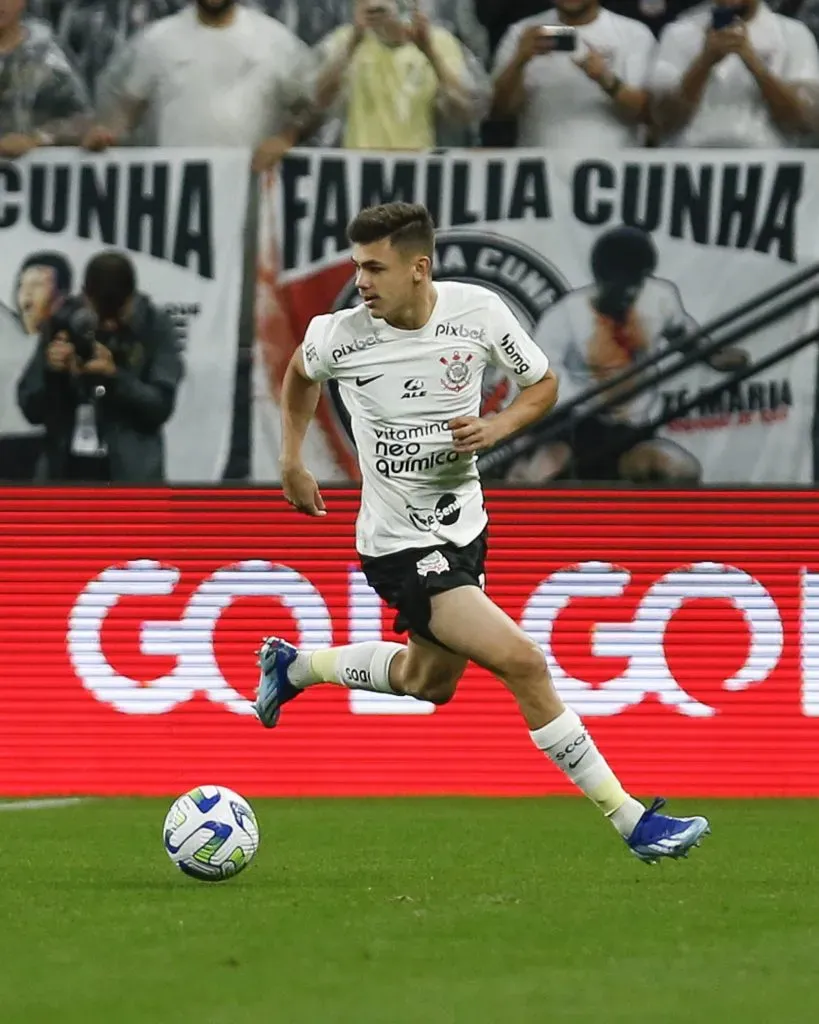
[68,559,332,715]
[520,560,784,717]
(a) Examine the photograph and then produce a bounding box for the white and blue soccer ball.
[162,785,260,881]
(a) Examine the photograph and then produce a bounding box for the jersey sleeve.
[486,294,550,387]
[300,314,335,382]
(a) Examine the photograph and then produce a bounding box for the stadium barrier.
[1,487,816,798]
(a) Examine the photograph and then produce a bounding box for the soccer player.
[255,201,710,864]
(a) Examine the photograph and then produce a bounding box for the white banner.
[255,147,819,484]
[0,148,249,481]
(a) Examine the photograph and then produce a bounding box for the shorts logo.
[416,550,450,577]
[440,352,473,393]
[435,322,486,342]
[407,493,462,531]
[402,378,427,400]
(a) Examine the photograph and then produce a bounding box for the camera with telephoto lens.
[48,302,100,364]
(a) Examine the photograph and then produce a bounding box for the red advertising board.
[1,488,817,798]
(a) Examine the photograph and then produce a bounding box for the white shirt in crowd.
[301,282,550,558]
[650,1,819,147]
[492,8,656,150]
[124,3,311,147]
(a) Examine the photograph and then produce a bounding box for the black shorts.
[360,528,488,647]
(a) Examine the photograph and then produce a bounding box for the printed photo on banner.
[0,148,249,483]
[256,148,819,485]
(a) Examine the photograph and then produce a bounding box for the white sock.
[530,708,645,838]
[288,642,405,695]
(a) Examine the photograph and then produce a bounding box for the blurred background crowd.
[4,0,819,161]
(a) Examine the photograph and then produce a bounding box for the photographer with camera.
[16,251,184,483]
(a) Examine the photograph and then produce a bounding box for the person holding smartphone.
[491,0,656,149]
[649,0,819,146]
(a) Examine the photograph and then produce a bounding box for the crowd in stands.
[3,0,819,163]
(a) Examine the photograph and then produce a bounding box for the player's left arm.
[450,298,558,454]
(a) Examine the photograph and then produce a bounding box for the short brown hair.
[347,202,435,257]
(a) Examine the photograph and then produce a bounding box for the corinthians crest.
[440,352,473,393]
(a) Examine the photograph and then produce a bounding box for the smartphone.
[540,25,577,52]
[711,5,740,30]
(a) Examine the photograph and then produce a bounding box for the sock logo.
[345,667,371,685]
[555,732,588,764]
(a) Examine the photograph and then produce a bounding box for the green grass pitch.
[2,798,818,1024]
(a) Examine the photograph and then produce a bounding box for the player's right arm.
[280,314,337,516]
[280,346,327,517]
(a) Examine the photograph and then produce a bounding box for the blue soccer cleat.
[254,636,302,728]
[626,798,711,865]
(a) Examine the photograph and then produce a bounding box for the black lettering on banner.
[485,160,504,222]
[716,164,761,251]
[281,154,310,272]
[0,164,21,228]
[424,159,442,225]
[622,164,663,233]
[360,159,416,209]
[30,164,70,234]
[452,161,479,225]
[755,164,800,263]
[781,378,794,408]
[173,162,213,279]
[311,158,349,264]
[573,160,615,225]
[126,163,168,260]
[670,164,713,245]
[508,159,550,221]
[78,164,118,244]
[747,382,764,411]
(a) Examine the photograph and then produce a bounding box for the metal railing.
[478,260,819,479]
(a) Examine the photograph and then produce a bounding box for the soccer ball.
[162,785,260,881]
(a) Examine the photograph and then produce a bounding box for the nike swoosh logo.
[568,750,589,771]
[356,374,383,386]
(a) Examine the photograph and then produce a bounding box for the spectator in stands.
[258,0,490,63]
[650,0,819,147]
[0,0,91,159]
[83,0,314,173]
[312,0,487,150]
[17,251,184,483]
[491,0,655,149]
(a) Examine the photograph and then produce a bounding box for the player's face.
[17,266,57,335]
[352,239,428,322]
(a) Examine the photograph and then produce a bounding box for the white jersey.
[301,282,550,557]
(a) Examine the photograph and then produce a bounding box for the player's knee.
[503,641,547,685]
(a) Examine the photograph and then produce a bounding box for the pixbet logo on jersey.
[330,334,382,362]
[435,322,486,342]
